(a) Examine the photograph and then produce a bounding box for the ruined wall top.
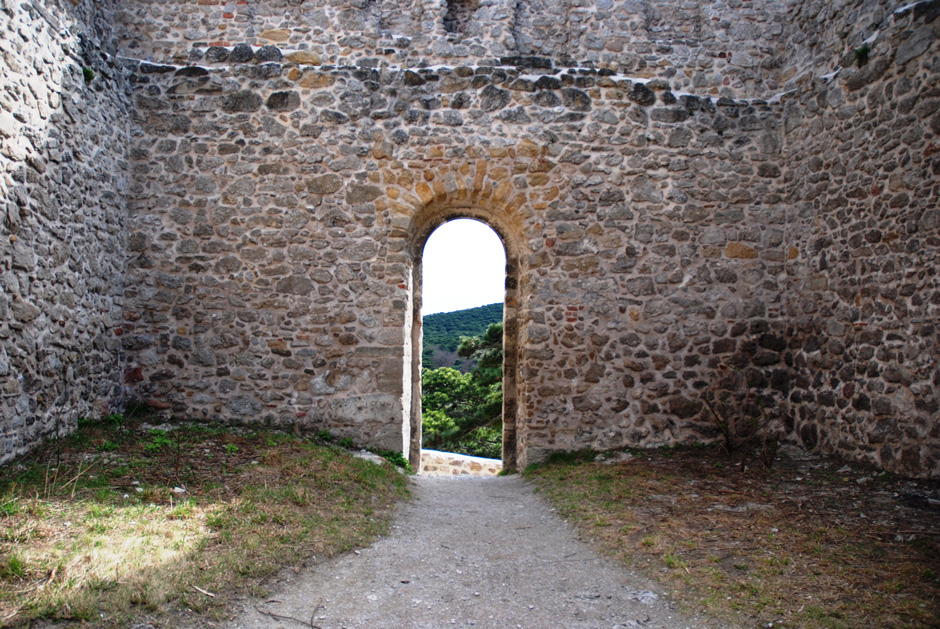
[114,0,919,100]
[113,0,804,99]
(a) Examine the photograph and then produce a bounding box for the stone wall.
[780,0,940,476]
[421,449,502,475]
[114,0,792,98]
[118,26,788,469]
[0,0,131,462]
[781,0,910,90]
[1,0,937,478]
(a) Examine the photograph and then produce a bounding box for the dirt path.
[229,474,719,629]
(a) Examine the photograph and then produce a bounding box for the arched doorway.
[407,208,522,472]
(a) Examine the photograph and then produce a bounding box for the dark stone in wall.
[230,43,254,63]
[480,85,511,111]
[267,91,300,111]
[255,45,283,62]
[205,46,229,63]
[176,66,209,77]
[500,56,553,69]
[222,90,263,112]
[561,88,591,111]
[629,83,655,106]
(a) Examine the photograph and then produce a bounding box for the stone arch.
[403,200,524,472]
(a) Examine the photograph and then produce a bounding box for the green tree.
[421,322,503,458]
[421,367,485,429]
[457,322,503,372]
[422,303,503,369]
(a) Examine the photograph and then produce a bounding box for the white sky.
[421,219,506,316]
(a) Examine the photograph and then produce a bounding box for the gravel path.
[230,474,717,629]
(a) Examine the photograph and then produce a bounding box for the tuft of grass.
[0,415,410,626]
[143,429,174,453]
[854,43,871,67]
[0,553,26,580]
[664,552,688,571]
[373,449,414,473]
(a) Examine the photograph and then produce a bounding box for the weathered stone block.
[221,90,262,113]
[561,88,591,111]
[346,184,383,203]
[725,242,757,259]
[11,302,40,322]
[629,83,655,106]
[480,85,511,111]
[255,46,283,62]
[285,51,321,65]
[276,276,314,295]
[204,47,230,63]
[259,29,291,42]
[307,174,343,194]
[229,43,254,63]
[266,91,300,111]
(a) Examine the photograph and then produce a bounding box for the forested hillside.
[422,303,503,370]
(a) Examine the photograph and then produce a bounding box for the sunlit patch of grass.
[0,418,410,626]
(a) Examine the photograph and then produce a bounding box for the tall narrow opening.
[418,219,506,467]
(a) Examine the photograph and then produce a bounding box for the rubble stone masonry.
[1,0,937,476]
[0,0,131,461]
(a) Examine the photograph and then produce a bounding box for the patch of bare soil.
[525,445,940,628]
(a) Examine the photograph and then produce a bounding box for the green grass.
[0,416,410,626]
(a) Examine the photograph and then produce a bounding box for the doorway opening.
[420,219,505,466]
[408,214,519,473]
